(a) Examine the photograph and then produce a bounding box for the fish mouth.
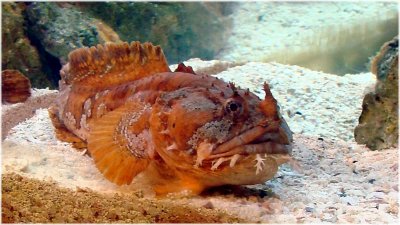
[210,126,291,158]
[195,121,292,170]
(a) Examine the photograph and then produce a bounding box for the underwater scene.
[1,1,398,223]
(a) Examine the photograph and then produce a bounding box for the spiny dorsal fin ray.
[61,41,171,87]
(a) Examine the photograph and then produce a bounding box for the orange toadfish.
[49,42,293,195]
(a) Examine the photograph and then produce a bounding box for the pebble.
[367,191,386,199]
[340,196,359,206]
[378,204,390,212]
[346,189,365,196]
[39,136,47,141]
[321,213,337,222]
[202,201,214,209]
[305,206,315,213]
[247,196,258,203]
[387,191,398,200]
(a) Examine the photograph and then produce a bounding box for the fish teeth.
[229,154,241,167]
[254,154,266,175]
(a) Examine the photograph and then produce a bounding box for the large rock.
[2,2,53,88]
[76,2,232,64]
[22,2,231,88]
[25,2,100,64]
[2,70,31,104]
[354,36,398,150]
[25,2,232,64]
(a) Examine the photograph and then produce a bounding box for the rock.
[2,70,31,104]
[378,204,390,212]
[354,36,398,150]
[305,206,315,213]
[93,20,121,44]
[25,2,100,64]
[340,196,359,206]
[76,2,232,64]
[321,213,337,223]
[366,191,386,200]
[1,2,53,88]
[346,189,365,197]
[202,201,214,209]
[21,2,231,87]
[22,2,122,88]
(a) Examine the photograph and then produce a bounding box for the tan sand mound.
[2,173,242,223]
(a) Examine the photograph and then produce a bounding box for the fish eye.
[225,99,242,114]
[229,102,239,111]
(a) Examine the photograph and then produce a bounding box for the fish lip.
[205,142,292,161]
[251,126,291,145]
[206,124,292,160]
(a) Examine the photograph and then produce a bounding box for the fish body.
[49,42,293,195]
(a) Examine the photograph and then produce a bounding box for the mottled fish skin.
[49,41,293,195]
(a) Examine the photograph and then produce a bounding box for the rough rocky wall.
[354,36,398,150]
[76,2,232,64]
[25,2,100,64]
[1,3,53,88]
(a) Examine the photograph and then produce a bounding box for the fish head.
[150,77,293,186]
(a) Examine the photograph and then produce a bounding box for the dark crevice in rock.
[25,34,62,88]
[22,4,62,89]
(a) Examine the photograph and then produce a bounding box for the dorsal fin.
[60,41,171,88]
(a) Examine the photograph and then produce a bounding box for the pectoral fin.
[88,101,152,185]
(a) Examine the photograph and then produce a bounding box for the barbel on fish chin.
[48,41,293,195]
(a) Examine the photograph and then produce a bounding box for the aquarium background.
[2,1,398,88]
